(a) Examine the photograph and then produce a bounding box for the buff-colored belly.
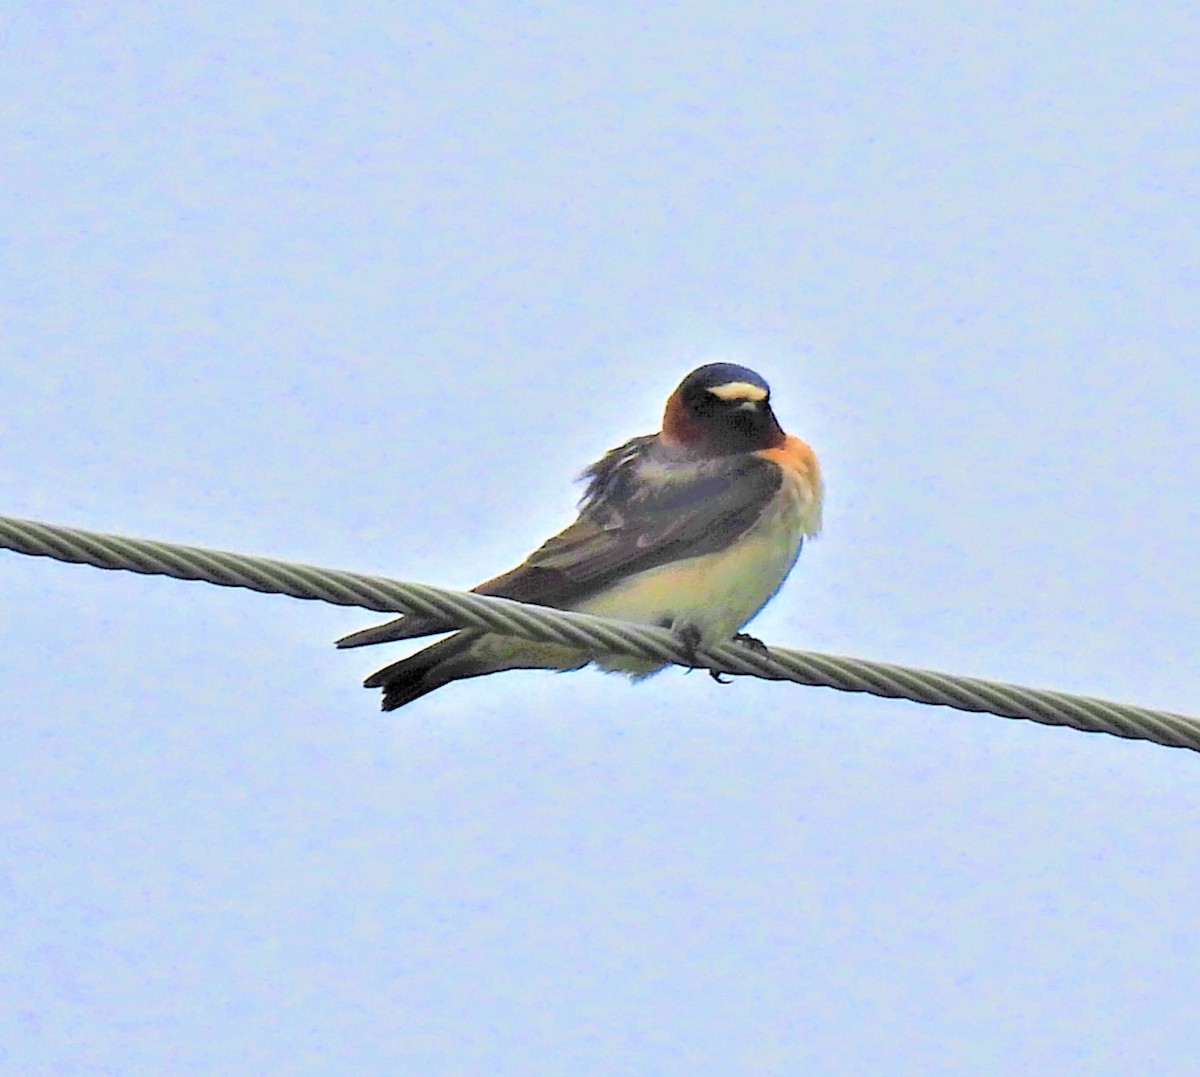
[470,466,818,678]
[579,475,810,673]
[581,521,801,638]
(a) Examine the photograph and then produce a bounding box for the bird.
[338,362,824,710]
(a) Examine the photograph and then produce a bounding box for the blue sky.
[3,4,1198,1074]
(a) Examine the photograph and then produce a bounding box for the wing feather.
[336,438,782,649]
[475,444,781,603]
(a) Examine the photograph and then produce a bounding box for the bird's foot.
[674,623,703,668]
[672,623,732,684]
[733,632,770,655]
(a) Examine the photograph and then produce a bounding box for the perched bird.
[338,362,823,710]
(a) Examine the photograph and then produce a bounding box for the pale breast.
[578,464,818,668]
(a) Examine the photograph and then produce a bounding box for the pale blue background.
[2,4,1198,1074]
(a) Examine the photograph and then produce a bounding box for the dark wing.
[336,440,782,649]
[495,453,781,598]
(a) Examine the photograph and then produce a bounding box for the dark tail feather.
[338,574,527,650]
[336,613,453,649]
[363,631,487,711]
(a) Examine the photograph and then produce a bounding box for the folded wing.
[336,446,783,649]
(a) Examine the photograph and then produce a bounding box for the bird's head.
[661,362,787,455]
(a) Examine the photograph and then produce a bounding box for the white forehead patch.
[708,381,768,402]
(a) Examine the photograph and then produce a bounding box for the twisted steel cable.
[1,513,1197,752]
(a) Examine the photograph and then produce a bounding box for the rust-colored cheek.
[660,392,704,447]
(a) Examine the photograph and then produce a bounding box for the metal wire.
[2,512,1197,752]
